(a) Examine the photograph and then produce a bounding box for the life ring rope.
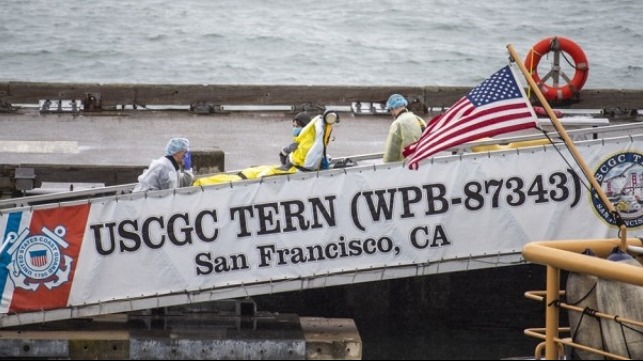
[527,49,535,99]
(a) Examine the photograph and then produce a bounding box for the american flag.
[403,65,538,170]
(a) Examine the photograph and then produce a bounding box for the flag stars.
[467,67,522,107]
[403,65,537,170]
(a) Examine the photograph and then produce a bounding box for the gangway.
[1,122,642,330]
[0,120,630,211]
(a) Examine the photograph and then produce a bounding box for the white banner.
[1,135,642,315]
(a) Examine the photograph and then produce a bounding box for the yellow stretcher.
[470,138,551,153]
[193,164,295,186]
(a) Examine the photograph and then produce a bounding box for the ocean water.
[0,0,642,90]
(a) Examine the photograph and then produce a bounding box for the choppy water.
[1,0,642,89]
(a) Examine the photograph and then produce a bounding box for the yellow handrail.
[522,238,643,359]
[524,329,630,360]
[525,290,643,329]
[524,239,643,286]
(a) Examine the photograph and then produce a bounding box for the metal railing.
[522,238,643,359]
[4,122,643,211]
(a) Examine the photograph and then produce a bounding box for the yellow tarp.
[471,138,551,153]
[193,164,296,186]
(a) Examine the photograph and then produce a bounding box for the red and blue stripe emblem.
[0,204,90,314]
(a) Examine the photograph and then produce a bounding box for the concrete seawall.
[2,82,643,110]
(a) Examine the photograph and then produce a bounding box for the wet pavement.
[0,107,639,176]
[0,109,392,172]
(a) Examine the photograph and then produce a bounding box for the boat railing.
[522,238,643,360]
[524,290,643,360]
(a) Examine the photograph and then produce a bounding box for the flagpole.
[506,44,628,249]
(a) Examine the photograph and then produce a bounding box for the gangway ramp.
[1,123,642,331]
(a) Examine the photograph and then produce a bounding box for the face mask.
[292,127,302,136]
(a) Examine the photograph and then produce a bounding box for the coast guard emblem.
[592,151,643,228]
[4,225,73,291]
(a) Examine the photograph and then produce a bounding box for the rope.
[597,312,608,359]
[543,126,626,228]
[537,127,594,195]
[527,47,536,99]
[614,315,643,359]
[560,50,580,70]
[566,281,597,306]
[570,306,607,359]
[547,299,561,307]
[615,316,633,359]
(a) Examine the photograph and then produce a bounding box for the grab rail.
[522,238,643,359]
[524,290,643,360]
[3,123,641,210]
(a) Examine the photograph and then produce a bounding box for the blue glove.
[183,150,192,171]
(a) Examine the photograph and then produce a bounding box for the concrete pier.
[0,108,392,196]
[0,83,641,194]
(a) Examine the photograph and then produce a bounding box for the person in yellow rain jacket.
[382,94,426,163]
[278,111,334,172]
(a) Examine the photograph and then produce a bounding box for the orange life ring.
[524,36,589,101]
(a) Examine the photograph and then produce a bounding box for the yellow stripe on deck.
[0,141,79,154]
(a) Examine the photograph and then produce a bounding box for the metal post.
[545,265,560,360]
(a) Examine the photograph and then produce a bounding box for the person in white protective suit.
[132,137,194,192]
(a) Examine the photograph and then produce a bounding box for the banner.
[1,135,642,315]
